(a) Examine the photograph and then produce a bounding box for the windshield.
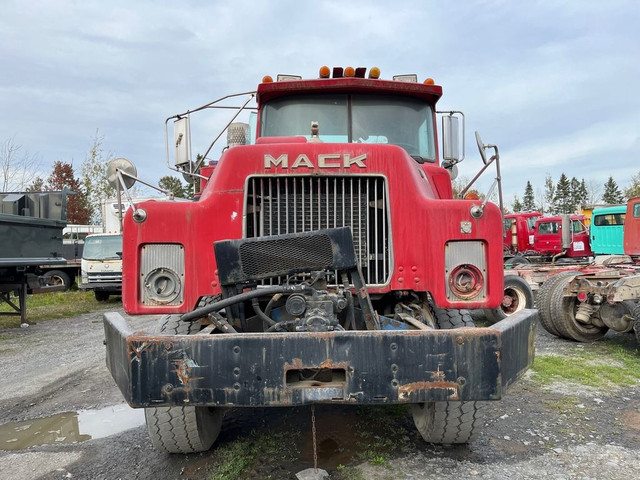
[82,235,123,261]
[261,94,436,162]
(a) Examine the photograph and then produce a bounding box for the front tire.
[145,315,225,453]
[94,291,109,302]
[412,304,482,444]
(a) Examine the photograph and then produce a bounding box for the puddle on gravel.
[0,404,145,451]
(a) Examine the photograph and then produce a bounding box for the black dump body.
[1,190,69,322]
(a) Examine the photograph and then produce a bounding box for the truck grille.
[245,176,391,285]
[87,271,122,283]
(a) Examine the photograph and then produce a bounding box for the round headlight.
[143,267,181,304]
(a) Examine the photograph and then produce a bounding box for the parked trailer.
[0,190,69,324]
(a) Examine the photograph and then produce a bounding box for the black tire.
[94,291,109,302]
[633,302,640,347]
[549,275,608,342]
[536,271,581,337]
[412,303,482,444]
[505,256,530,266]
[483,275,534,324]
[43,270,71,291]
[145,315,224,453]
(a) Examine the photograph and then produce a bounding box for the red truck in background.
[102,66,536,454]
[504,212,592,264]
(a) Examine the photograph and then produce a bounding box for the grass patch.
[0,290,117,328]
[531,344,640,388]
[209,429,299,480]
[334,465,366,480]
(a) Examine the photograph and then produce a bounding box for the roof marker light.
[277,74,303,81]
[424,77,435,85]
[319,65,331,78]
[368,66,381,79]
[344,66,355,77]
[393,74,418,82]
[262,75,273,83]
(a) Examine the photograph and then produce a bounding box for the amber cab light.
[319,65,331,78]
[368,66,381,79]
[344,66,355,77]
[424,77,435,85]
[262,75,274,83]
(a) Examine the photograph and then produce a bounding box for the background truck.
[78,199,124,301]
[504,213,592,264]
[590,204,627,255]
[536,196,640,344]
[0,190,69,324]
[103,66,536,454]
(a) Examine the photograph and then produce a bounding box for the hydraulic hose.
[180,284,313,322]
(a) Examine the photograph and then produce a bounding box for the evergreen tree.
[159,175,187,199]
[522,181,536,211]
[602,176,624,204]
[543,174,555,214]
[46,161,93,224]
[552,173,573,214]
[511,194,523,213]
[569,177,588,212]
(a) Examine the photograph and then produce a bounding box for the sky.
[1,0,639,207]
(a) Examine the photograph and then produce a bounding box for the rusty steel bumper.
[103,309,536,408]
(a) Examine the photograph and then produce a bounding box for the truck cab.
[79,233,122,301]
[533,214,592,258]
[590,204,626,255]
[503,212,541,253]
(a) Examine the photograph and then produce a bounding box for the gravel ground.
[0,308,639,480]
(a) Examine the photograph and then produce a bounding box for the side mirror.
[475,131,488,165]
[106,158,137,190]
[442,114,460,162]
[174,117,191,167]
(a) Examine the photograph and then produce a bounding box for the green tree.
[543,173,555,214]
[46,161,92,224]
[552,173,573,214]
[80,131,115,225]
[511,194,522,212]
[569,177,588,212]
[159,175,187,199]
[624,171,640,199]
[602,176,624,204]
[522,181,536,211]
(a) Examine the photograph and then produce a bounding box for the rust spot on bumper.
[397,381,459,400]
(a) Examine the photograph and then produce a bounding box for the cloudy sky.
[1,1,638,206]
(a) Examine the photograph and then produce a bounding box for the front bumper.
[103,309,536,408]
[79,282,122,292]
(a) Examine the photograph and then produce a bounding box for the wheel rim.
[500,286,526,315]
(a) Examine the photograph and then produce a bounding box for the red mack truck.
[103,66,536,453]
